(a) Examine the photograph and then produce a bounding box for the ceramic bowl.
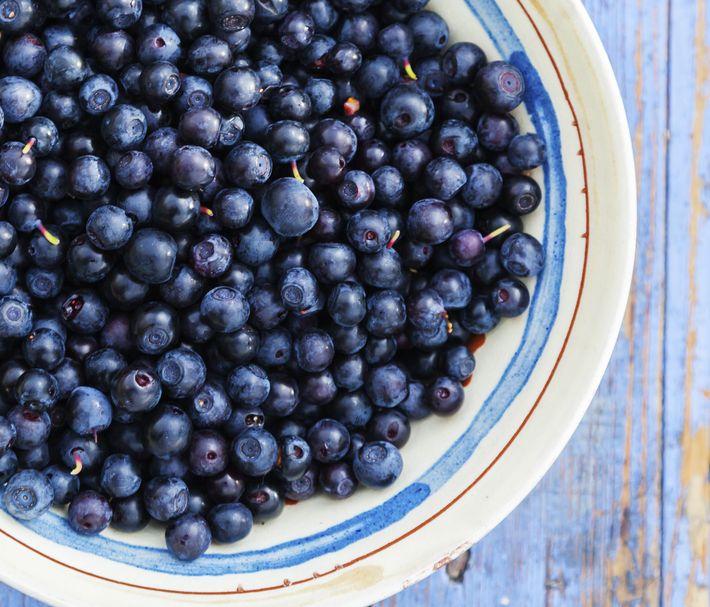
[0,0,635,605]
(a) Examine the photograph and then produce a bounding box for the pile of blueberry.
[0,0,546,561]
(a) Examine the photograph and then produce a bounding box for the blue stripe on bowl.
[16,0,567,576]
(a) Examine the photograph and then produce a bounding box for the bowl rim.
[0,0,636,605]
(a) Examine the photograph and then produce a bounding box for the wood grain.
[1,1,707,606]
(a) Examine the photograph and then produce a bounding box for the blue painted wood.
[1,0,707,605]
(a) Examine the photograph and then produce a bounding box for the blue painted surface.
[3,0,708,604]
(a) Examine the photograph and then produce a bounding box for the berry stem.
[482,223,512,243]
[403,58,417,80]
[291,160,305,183]
[200,206,214,217]
[343,97,360,116]
[22,138,36,154]
[70,452,83,476]
[37,221,60,246]
[386,229,401,249]
[442,311,454,334]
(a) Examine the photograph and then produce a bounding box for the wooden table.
[2,0,708,605]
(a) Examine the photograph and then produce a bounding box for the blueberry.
[407,199,454,245]
[247,284,287,329]
[171,145,216,191]
[0,77,41,124]
[2,33,47,78]
[53,358,83,400]
[0,296,33,337]
[311,118,358,163]
[138,23,182,64]
[0,222,17,258]
[214,67,260,112]
[166,513,213,560]
[86,205,133,251]
[294,329,334,373]
[143,476,189,521]
[331,389,372,428]
[111,495,150,532]
[100,453,142,498]
[231,427,277,476]
[187,380,231,428]
[507,133,547,170]
[111,365,162,413]
[443,345,476,382]
[90,29,135,72]
[356,55,399,100]
[187,35,232,76]
[273,434,311,481]
[143,127,180,175]
[83,347,126,392]
[140,61,182,107]
[365,363,408,408]
[366,290,406,337]
[43,464,80,505]
[79,74,119,115]
[208,502,252,543]
[327,281,366,327]
[223,404,265,439]
[319,462,357,499]
[189,429,228,477]
[307,145,347,185]
[145,404,192,459]
[224,141,272,188]
[427,376,465,415]
[280,267,319,311]
[430,268,472,309]
[337,170,375,211]
[500,233,544,277]
[0,141,36,186]
[442,42,486,85]
[0,260,17,295]
[0,415,16,453]
[101,104,148,151]
[159,265,205,308]
[424,157,466,201]
[261,177,319,238]
[307,418,349,463]
[242,480,283,521]
[281,463,317,501]
[380,84,435,139]
[227,364,270,407]
[279,10,314,49]
[264,120,310,166]
[114,150,153,189]
[3,469,54,520]
[200,286,249,333]
[368,409,410,448]
[474,61,525,113]
[0,451,18,484]
[157,346,207,398]
[66,386,112,437]
[358,247,405,289]
[300,369,337,405]
[67,155,111,199]
[490,277,530,317]
[352,441,402,488]
[499,174,542,215]
[461,163,503,209]
[124,229,177,285]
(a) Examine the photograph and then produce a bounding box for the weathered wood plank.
[377,0,672,603]
[663,0,710,606]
